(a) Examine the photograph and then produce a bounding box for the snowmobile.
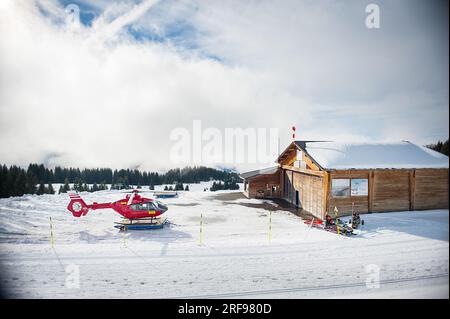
[346,203,365,230]
[304,214,354,235]
[67,190,169,230]
[325,214,354,235]
[153,191,178,199]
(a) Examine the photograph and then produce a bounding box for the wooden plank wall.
[327,168,448,215]
[372,170,411,212]
[247,172,281,198]
[284,170,294,201]
[329,171,369,215]
[414,169,449,210]
[290,171,325,219]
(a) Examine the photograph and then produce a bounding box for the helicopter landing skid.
[114,217,168,230]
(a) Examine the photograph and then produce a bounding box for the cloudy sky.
[0,0,448,172]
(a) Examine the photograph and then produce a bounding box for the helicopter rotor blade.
[127,192,135,206]
[123,188,155,194]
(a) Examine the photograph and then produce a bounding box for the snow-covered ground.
[0,182,448,298]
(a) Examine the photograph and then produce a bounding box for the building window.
[331,179,350,198]
[351,179,368,196]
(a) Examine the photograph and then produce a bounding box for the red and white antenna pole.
[292,126,296,140]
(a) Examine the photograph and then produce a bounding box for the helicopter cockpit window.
[130,202,156,211]
[130,204,141,211]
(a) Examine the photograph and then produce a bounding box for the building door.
[283,171,288,199]
[295,190,299,207]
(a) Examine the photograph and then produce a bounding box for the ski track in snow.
[0,182,448,298]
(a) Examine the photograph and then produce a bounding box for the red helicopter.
[67,190,169,230]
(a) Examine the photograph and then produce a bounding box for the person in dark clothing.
[325,214,335,226]
[351,213,364,229]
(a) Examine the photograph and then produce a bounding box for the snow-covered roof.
[239,166,279,180]
[301,141,449,170]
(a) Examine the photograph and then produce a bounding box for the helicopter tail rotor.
[67,193,89,217]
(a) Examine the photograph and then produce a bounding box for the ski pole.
[351,202,354,227]
[199,213,203,246]
[49,217,55,248]
[310,217,314,229]
[269,211,272,243]
[303,216,314,241]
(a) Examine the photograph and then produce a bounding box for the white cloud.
[0,0,448,173]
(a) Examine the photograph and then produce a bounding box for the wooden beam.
[323,171,330,219]
[291,170,294,204]
[282,165,325,177]
[368,171,374,212]
[280,168,284,197]
[409,169,416,211]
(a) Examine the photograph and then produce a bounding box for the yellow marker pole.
[269,212,272,243]
[334,207,340,236]
[49,217,55,248]
[199,213,203,246]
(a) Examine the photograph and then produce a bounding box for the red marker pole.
[292,126,296,140]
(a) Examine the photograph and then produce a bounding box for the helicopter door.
[146,202,157,215]
[130,203,147,211]
[130,202,157,213]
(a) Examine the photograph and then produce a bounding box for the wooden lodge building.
[240,141,449,219]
